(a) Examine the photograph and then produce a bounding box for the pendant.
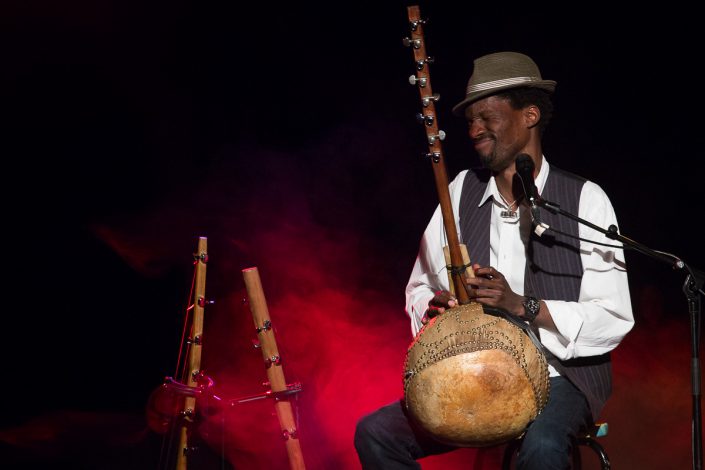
[500,210,517,219]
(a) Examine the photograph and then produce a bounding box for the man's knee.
[354,412,387,450]
[517,433,570,469]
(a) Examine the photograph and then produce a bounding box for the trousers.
[354,376,592,470]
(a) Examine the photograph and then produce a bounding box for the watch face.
[524,297,540,321]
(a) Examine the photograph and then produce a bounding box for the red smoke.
[3,133,701,470]
[92,140,705,469]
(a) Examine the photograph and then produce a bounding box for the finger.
[485,266,495,280]
[465,275,496,289]
[472,265,488,279]
[426,306,446,318]
[430,290,457,307]
[477,266,499,280]
[471,287,503,301]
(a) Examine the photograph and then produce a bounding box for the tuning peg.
[256,319,272,333]
[428,131,446,145]
[265,355,282,368]
[421,93,440,107]
[402,37,421,49]
[183,445,199,456]
[424,152,441,163]
[408,75,427,88]
[416,113,434,127]
[409,18,428,31]
[186,335,203,345]
[192,252,208,263]
[416,57,434,70]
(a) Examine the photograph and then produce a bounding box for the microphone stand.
[537,197,704,470]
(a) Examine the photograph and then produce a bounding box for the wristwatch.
[522,296,541,323]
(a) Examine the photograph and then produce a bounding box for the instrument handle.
[177,236,209,470]
[405,5,471,303]
[243,267,306,470]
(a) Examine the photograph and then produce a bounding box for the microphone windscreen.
[515,153,534,173]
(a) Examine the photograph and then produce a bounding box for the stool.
[501,422,610,469]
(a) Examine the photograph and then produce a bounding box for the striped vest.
[458,166,611,421]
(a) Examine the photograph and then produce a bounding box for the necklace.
[498,193,518,219]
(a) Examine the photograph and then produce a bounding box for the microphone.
[515,154,547,236]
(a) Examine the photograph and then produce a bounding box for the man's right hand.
[423,290,457,323]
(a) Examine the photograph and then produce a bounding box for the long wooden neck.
[243,267,306,470]
[177,236,208,470]
[406,5,469,304]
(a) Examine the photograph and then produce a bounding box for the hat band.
[466,76,543,94]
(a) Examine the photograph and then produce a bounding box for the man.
[354,51,634,469]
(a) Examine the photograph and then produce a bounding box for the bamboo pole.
[242,267,306,470]
[176,237,208,470]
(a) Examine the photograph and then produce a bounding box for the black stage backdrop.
[2,1,704,469]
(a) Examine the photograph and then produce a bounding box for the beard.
[478,152,493,167]
[478,150,503,172]
[476,140,517,173]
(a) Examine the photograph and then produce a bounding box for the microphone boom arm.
[536,195,703,470]
[536,198,688,271]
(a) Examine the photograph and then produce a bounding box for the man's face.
[464,95,530,173]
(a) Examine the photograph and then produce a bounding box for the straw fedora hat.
[451,51,556,116]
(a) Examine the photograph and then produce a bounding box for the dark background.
[2,1,703,469]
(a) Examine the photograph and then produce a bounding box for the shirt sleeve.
[540,181,635,359]
[405,171,466,337]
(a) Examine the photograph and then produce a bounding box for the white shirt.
[405,157,634,369]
